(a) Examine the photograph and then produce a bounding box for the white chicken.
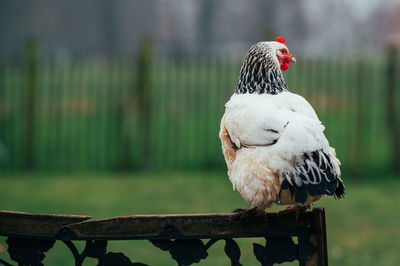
[220,37,345,215]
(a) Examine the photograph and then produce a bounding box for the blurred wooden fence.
[0,45,399,176]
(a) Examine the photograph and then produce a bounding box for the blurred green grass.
[1,171,400,265]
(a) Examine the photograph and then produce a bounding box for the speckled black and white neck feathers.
[235,42,288,95]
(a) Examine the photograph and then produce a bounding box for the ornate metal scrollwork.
[6,237,55,266]
[224,239,242,266]
[0,236,317,266]
[253,236,316,266]
[97,252,148,266]
[150,239,209,265]
[149,238,243,266]
[62,240,148,266]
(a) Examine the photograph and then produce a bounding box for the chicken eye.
[281,49,287,54]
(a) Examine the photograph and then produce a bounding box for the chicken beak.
[290,56,296,64]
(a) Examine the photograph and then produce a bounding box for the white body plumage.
[220,87,342,209]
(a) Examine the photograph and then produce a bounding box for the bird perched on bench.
[220,37,345,219]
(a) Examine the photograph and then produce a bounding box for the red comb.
[276,36,286,45]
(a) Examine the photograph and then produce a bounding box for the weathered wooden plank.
[59,211,315,240]
[0,209,328,265]
[0,210,91,238]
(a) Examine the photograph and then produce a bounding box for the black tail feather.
[280,150,345,204]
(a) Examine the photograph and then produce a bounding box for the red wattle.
[281,61,290,71]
